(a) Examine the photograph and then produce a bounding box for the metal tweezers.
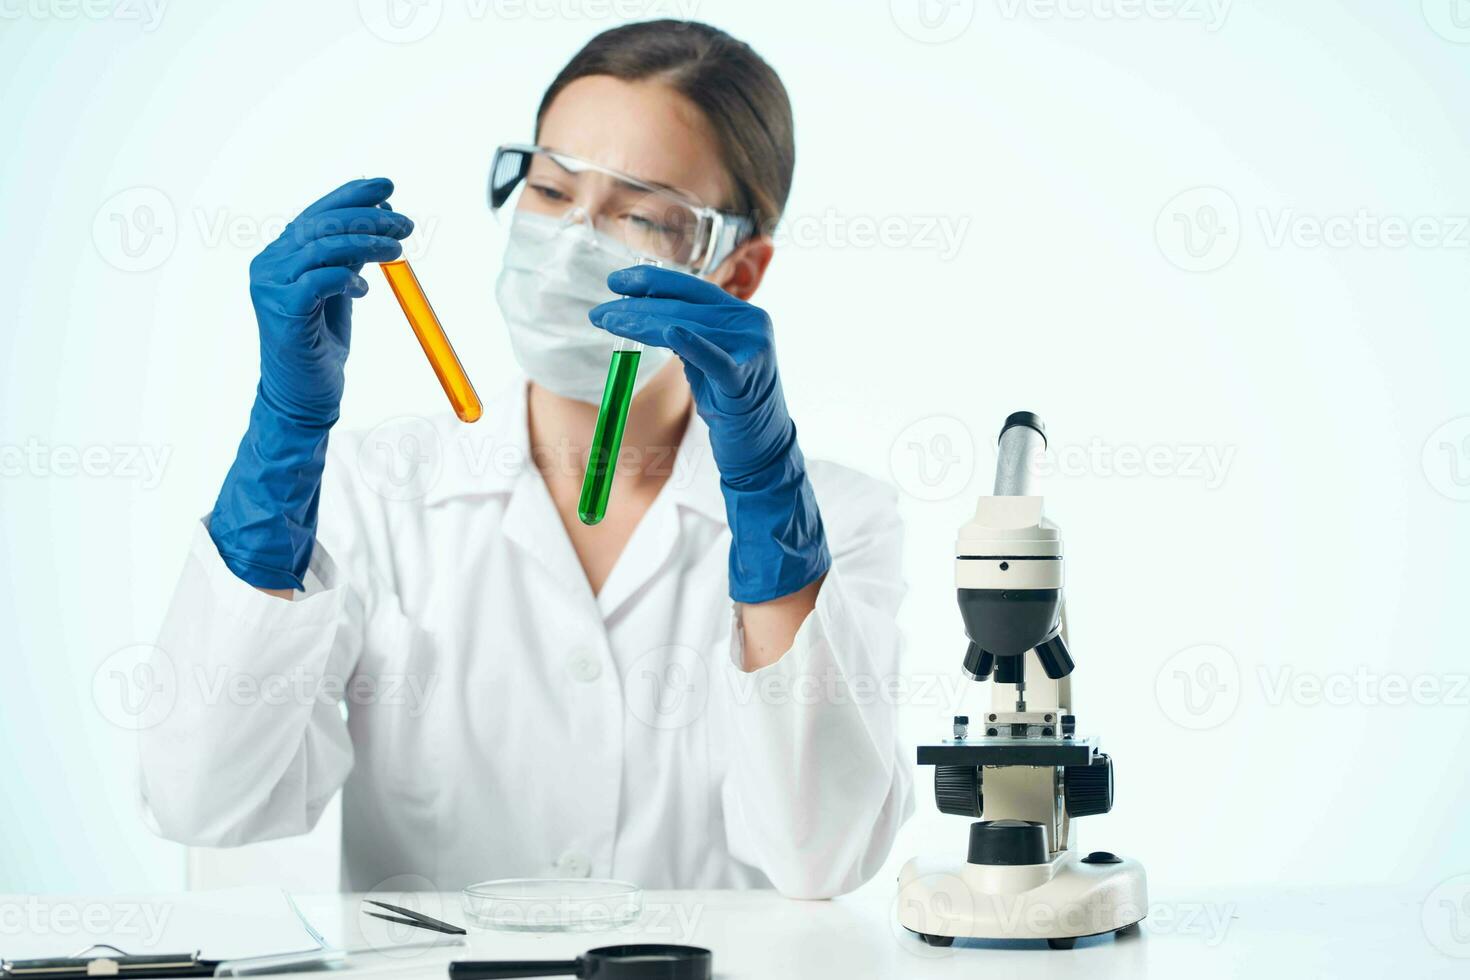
[362,900,467,936]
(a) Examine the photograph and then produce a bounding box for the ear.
[707,236,774,301]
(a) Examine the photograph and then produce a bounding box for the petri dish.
[461,878,642,933]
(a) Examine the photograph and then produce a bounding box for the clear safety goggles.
[488,143,756,275]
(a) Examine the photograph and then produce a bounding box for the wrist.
[721,445,832,605]
[207,392,333,591]
[253,381,339,441]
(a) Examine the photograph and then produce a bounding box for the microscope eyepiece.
[998,411,1047,448]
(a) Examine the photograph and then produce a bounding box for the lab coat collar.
[421,378,728,526]
[420,380,535,506]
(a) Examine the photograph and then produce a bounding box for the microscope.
[897,412,1148,950]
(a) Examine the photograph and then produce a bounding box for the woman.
[141,20,911,898]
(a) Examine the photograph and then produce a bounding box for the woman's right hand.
[207,178,413,592]
[247,177,413,426]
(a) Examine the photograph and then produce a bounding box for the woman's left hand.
[590,265,830,604]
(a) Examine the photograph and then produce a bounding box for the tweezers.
[363,900,467,936]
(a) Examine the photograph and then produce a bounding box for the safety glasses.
[487,143,755,275]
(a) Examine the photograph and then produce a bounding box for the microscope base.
[896,850,1148,946]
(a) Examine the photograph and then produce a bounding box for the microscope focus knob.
[934,765,983,817]
[1063,754,1114,818]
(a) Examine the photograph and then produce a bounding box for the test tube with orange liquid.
[380,259,482,423]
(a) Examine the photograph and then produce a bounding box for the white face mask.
[495,211,675,404]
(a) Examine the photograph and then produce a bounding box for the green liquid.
[578,348,642,525]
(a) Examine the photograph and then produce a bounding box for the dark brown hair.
[536,20,794,236]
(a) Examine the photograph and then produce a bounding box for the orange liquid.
[380,259,482,423]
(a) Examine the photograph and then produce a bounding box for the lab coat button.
[568,652,602,683]
[555,851,591,877]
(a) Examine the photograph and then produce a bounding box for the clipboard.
[1,946,220,980]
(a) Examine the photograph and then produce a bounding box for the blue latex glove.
[208,178,412,590]
[590,267,831,604]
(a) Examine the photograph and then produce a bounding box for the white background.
[1,0,1467,927]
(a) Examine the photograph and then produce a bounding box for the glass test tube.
[380,258,483,423]
[578,257,660,526]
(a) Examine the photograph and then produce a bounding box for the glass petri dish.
[461,878,642,933]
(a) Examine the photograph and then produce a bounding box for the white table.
[286,885,1464,978]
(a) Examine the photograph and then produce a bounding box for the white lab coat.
[140,380,912,897]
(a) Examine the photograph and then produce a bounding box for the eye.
[529,183,571,204]
[625,212,675,236]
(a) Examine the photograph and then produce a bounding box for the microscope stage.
[917,736,1097,768]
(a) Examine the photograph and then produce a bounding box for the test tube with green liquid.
[578,257,661,525]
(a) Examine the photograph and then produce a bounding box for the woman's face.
[530,75,769,298]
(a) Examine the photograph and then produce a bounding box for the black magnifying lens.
[448,944,711,980]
